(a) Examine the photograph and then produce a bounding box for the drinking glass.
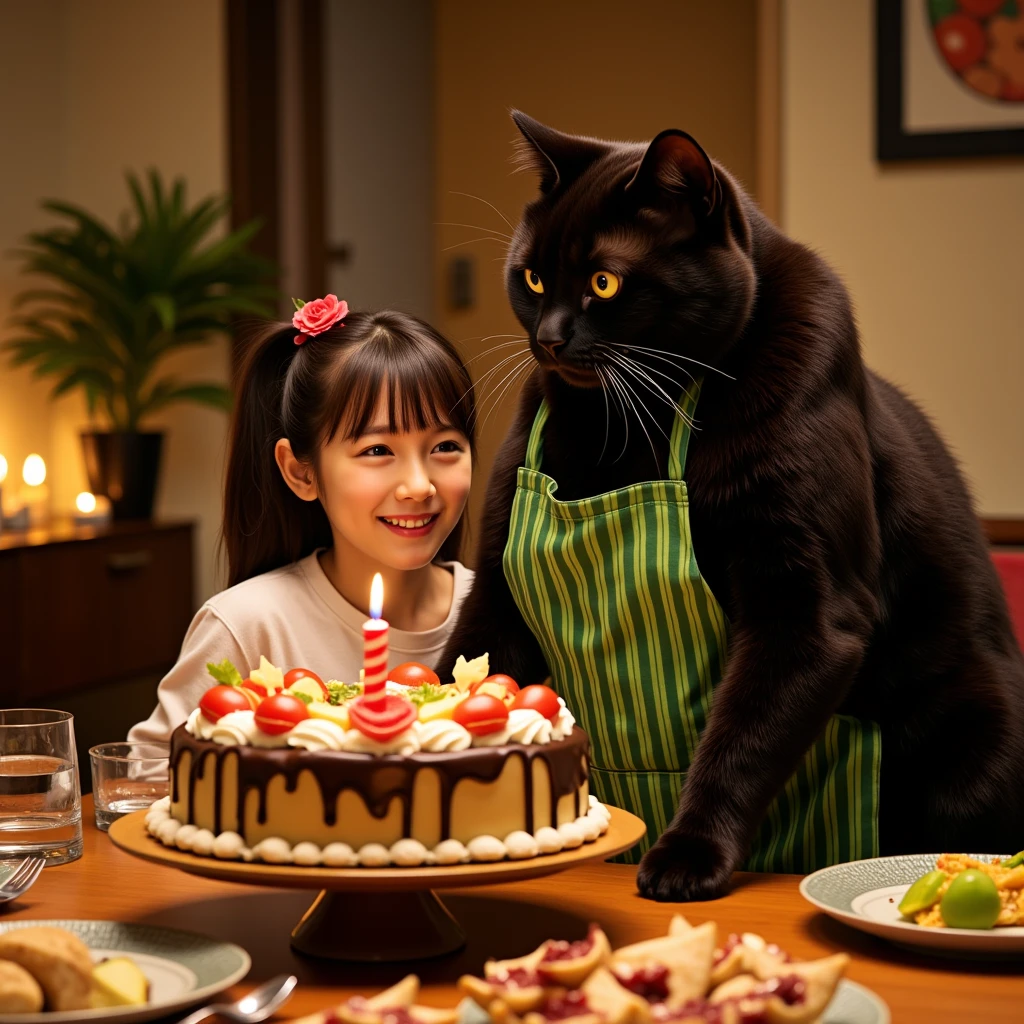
[0,709,83,865]
[89,741,169,830]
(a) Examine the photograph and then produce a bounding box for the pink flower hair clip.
[291,294,348,344]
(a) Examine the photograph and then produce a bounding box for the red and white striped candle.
[362,573,388,707]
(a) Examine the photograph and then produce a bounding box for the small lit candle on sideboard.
[73,491,112,527]
[20,454,50,528]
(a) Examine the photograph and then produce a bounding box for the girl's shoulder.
[437,559,475,622]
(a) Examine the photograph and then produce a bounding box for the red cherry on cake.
[453,694,509,736]
[239,679,269,704]
[254,693,310,734]
[348,694,418,742]
[283,667,328,699]
[511,684,560,721]
[199,685,254,723]
[389,662,441,687]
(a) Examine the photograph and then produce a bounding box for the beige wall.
[433,0,759,546]
[0,0,229,602]
[782,2,1024,516]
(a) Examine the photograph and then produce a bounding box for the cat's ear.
[511,110,607,194]
[625,129,720,216]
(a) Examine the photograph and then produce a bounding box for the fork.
[0,856,46,904]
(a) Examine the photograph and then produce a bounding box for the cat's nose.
[537,310,573,360]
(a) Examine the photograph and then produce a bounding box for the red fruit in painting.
[934,14,986,71]
[200,685,254,723]
[254,693,310,734]
[511,684,561,722]
[283,667,328,699]
[348,694,418,742]
[957,0,1004,17]
[389,662,441,687]
[453,694,509,736]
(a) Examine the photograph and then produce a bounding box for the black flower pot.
[80,432,164,520]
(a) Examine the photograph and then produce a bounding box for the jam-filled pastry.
[610,922,717,1009]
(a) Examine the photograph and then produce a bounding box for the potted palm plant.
[4,171,275,519]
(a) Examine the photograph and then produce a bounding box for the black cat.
[440,112,1024,901]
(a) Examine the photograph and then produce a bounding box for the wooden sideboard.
[0,519,194,782]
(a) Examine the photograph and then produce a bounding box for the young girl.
[129,301,476,744]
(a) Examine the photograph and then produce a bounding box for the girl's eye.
[432,440,464,454]
[524,269,544,295]
[360,444,393,457]
[590,270,621,300]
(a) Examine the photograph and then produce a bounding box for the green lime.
[898,870,947,916]
[939,870,1002,929]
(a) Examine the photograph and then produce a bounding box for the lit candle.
[362,573,389,707]
[20,454,49,528]
[73,491,112,527]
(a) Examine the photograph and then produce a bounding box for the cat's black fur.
[439,113,1024,901]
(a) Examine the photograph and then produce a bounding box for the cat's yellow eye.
[524,269,544,294]
[590,271,621,300]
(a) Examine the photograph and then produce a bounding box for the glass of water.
[0,709,83,865]
[89,742,169,831]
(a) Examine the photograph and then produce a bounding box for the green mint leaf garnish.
[290,689,313,705]
[406,683,445,707]
[326,681,362,706]
[207,659,243,687]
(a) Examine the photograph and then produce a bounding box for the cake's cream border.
[144,795,611,867]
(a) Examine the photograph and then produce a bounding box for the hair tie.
[291,295,348,345]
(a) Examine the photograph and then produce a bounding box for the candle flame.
[23,454,46,487]
[369,572,384,619]
[0,454,7,484]
[76,491,97,514]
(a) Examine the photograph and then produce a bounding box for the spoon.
[175,974,297,1024]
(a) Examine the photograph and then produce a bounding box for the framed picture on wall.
[876,0,1024,159]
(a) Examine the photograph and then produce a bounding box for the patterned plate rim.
[799,853,1024,940]
[0,919,251,1023]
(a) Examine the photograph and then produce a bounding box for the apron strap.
[525,377,702,478]
[667,378,702,481]
[524,398,550,471]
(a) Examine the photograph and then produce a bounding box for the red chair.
[992,550,1024,653]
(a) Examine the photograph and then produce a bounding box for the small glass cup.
[89,742,170,831]
[0,709,83,865]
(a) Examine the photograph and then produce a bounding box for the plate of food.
[800,851,1024,956]
[0,921,250,1023]
[281,915,889,1024]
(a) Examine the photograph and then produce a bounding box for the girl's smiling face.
[319,410,472,571]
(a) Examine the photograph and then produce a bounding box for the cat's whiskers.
[476,353,535,434]
[617,342,736,382]
[594,367,612,465]
[604,364,663,469]
[436,221,513,240]
[447,191,517,233]
[451,346,531,417]
[600,366,634,463]
[441,236,511,253]
[462,336,529,367]
[598,347,696,431]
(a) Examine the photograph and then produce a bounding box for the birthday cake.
[145,653,610,867]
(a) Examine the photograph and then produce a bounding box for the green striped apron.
[503,382,881,871]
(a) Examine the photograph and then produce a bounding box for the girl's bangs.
[325,336,473,443]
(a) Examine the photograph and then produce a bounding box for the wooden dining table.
[3,797,1021,1022]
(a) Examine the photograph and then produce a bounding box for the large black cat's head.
[506,111,756,392]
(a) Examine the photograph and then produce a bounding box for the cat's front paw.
[636,831,739,903]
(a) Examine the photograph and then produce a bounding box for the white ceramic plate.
[458,978,889,1024]
[0,920,251,1023]
[800,854,1024,956]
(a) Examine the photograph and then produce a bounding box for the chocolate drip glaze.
[169,725,590,842]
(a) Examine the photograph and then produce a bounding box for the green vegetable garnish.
[289,690,313,705]
[207,659,243,687]
[326,681,361,705]
[1004,849,1024,869]
[940,870,1001,929]
[405,683,446,707]
[898,869,946,917]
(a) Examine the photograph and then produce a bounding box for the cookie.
[0,926,93,1010]
[0,960,45,1013]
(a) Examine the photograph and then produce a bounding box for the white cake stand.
[108,806,646,962]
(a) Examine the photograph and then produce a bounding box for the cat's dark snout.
[536,308,573,359]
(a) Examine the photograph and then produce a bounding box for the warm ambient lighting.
[369,572,384,620]
[22,453,46,487]
[76,491,97,514]
[0,454,8,485]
